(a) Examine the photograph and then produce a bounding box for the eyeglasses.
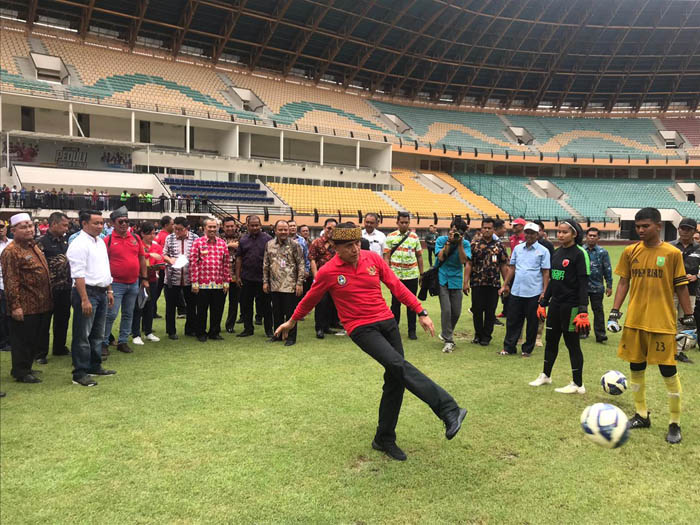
[116,218,129,225]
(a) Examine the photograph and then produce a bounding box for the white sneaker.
[529,373,552,387]
[145,333,160,342]
[132,336,145,345]
[334,330,347,336]
[554,382,586,394]
[442,342,455,353]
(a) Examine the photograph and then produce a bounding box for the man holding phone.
[435,217,472,353]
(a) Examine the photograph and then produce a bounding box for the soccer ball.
[675,330,697,353]
[600,370,627,395]
[580,403,630,449]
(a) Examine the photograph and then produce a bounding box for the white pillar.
[219,125,239,158]
[68,103,73,137]
[186,118,191,153]
[356,140,360,169]
[279,131,284,162]
[320,136,324,166]
[233,124,239,158]
[131,111,135,143]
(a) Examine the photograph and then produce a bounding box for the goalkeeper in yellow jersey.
[608,208,695,444]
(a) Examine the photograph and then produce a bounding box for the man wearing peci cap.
[274,223,468,462]
[102,206,148,355]
[499,222,551,357]
[670,217,700,364]
[0,213,53,383]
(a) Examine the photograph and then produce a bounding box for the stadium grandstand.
[2,0,700,238]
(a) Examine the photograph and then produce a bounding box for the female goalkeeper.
[529,219,591,393]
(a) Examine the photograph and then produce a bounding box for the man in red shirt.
[275,223,467,461]
[190,218,230,342]
[509,218,526,251]
[152,216,173,319]
[103,207,148,354]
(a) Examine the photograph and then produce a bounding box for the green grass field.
[1,245,699,524]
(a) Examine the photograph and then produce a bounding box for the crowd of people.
[0,207,696,446]
[0,184,208,214]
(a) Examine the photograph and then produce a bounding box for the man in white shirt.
[66,210,116,387]
[362,213,386,256]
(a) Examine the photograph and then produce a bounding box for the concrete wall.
[35,107,69,135]
[150,121,185,148]
[324,143,356,166]
[1,104,21,130]
[285,137,320,163]
[250,134,279,158]
[193,126,220,152]
[90,114,131,141]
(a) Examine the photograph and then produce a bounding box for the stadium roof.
[10,0,700,112]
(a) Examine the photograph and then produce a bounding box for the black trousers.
[152,270,165,316]
[503,295,539,354]
[427,247,435,266]
[195,289,226,337]
[41,288,71,356]
[10,312,51,378]
[240,280,272,334]
[390,278,419,334]
[588,292,606,341]
[314,292,338,331]
[271,292,298,341]
[225,281,240,331]
[165,285,197,336]
[132,290,155,337]
[0,290,10,349]
[471,286,499,343]
[543,301,584,386]
[350,319,459,444]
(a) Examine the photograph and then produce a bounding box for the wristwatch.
[418,309,428,317]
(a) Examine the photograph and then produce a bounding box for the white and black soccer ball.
[580,403,630,449]
[675,330,697,353]
[600,370,627,395]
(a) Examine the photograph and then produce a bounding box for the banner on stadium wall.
[2,138,132,170]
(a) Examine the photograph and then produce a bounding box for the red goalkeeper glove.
[537,305,547,321]
[573,312,590,335]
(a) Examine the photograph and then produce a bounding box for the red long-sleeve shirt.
[292,250,422,335]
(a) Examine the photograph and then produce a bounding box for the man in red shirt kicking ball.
[275,223,467,461]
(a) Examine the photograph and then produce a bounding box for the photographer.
[434,217,472,353]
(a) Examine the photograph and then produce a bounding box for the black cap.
[678,217,697,230]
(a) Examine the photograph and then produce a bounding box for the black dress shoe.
[16,374,41,384]
[284,339,296,347]
[408,332,417,340]
[226,326,235,334]
[323,328,336,334]
[168,334,179,340]
[471,337,481,344]
[254,319,263,326]
[208,334,224,341]
[316,330,325,339]
[371,440,407,461]
[265,331,274,338]
[236,317,244,324]
[185,332,196,337]
[197,335,208,343]
[236,331,254,337]
[444,407,468,440]
[53,347,70,356]
[153,313,163,319]
[35,358,48,365]
[493,318,504,326]
[267,336,280,343]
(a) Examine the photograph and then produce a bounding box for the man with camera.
[434,217,472,353]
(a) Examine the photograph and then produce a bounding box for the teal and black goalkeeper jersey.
[542,244,590,308]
